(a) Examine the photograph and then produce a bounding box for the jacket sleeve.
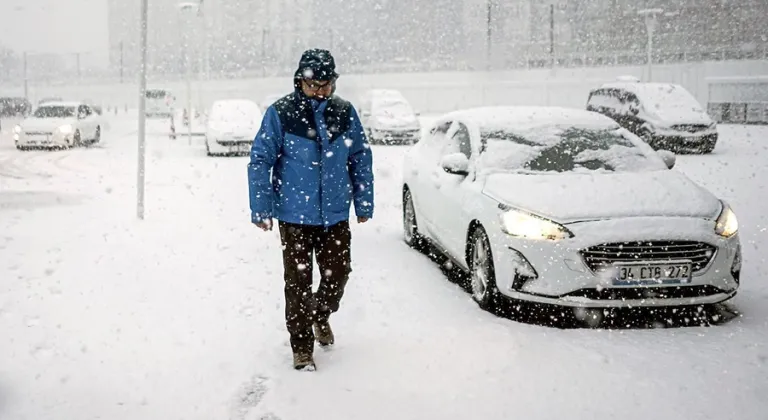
[346,106,374,219]
[248,106,283,224]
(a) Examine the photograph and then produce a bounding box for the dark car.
[586,82,718,154]
[0,97,32,117]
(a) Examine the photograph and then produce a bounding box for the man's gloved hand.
[254,219,273,231]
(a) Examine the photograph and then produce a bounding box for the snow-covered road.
[1,114,767,420]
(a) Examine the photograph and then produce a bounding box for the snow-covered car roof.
[365,89,407,99]
[35,101,83,108]
[440,106,621,133]
[597,82,692,100]
[209,99,262,117]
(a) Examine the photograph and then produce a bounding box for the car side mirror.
[441,153,470,176]
[657,150,676,169]
[415,111,421,116]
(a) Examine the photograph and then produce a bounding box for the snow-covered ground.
[1,112,767,420]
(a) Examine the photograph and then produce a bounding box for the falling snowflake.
[297,263,307,271]
[326,151,334,157]
[344,138,353,147]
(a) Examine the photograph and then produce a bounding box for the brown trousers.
[278,220,352,354]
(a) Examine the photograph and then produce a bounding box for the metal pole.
[486,0,492,70]
[120,41,124,83]
[185,22,193,145]
[23,51,28,100]
[549,4,555,68]
[137,0,149,220]
[646,19,654,81]
[76,52,81,79]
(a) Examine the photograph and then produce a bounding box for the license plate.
[612,263,692,286]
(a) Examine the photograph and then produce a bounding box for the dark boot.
[313,320,334,347]
[293,352,316,371]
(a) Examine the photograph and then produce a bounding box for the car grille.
[580,240,717,274]
[671,124,710,133]
[563,285,726,301]
[24,131,53,136]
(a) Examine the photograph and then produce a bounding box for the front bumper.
[651,131,718,152]
[15,131,72,148]
[492,217,741,308]
[370,128,420,145]
[206,135,252,155]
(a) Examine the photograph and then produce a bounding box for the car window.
[447,122,472,158]
[477,126,667,174]
[33,106,75,118]
[587,89,622,112]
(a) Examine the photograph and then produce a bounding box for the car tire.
[72,130,82,148]
[467,226,500,312]
[402,188,427,252]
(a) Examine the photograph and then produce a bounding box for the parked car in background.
[204,99,262,156]
[587,81,717,154]
[358,89,421,145]
[0,97,32,117]
[14,101,102,150]
[402,106,740,323]
[259,93,284,111]
[37,97,63,106]
[145,88,175,118]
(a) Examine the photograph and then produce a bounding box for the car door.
[410,120,452,239]
[429,121,477,260]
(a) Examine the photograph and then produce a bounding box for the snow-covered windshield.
[374,100,414,118]
[32,106,75,118]
[210,102,260,123]
[479,126,667,174]
[638,85,705,118]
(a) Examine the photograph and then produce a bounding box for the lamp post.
[638,8,663,82]
[178,2,198,145]
[137,0,149,219]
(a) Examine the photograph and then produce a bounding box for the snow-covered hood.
[208,120,259,136]
[483,170,721,223]
[650,110,713,126]
[21,117,76,131]
[371,114,419,130]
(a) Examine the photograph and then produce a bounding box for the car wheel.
[72,130,82,148]
[402,188,427,252]
[467,226,499,312]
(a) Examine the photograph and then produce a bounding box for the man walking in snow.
[248,49,374,371]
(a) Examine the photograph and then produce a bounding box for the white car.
[402,106,741,317]
[14,101,102,150]
[358,89,421,145]
[587,81,718,154]
[205,99,262,156]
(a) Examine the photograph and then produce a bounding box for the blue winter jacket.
[248,91,374,227]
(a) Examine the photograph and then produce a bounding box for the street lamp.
[137,0,149,219]
[638,8,663,82]
[178,1,199,145]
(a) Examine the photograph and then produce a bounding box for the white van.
[145,89,175,118]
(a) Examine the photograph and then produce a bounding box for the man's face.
[301,78,334,100]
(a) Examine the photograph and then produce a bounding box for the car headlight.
[13,125,22,134]
[58,124,73,135]
[715,202,738,238]
[500,210,573,240]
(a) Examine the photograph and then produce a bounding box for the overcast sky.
[0,0,108,67]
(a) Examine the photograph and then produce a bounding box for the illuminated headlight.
[58,124,73,135]
[715,202,738,238]
[13,125,22,134]
[500,210,573,241]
